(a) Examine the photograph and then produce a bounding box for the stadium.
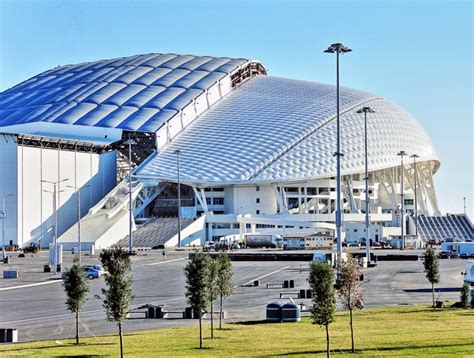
[0,52,472,251]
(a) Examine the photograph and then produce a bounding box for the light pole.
[124,136,136,254]
[397,151,407,249]
[356,106,375,262]
[175,149,181,248]
[42,178,68,274]
[324,42,352,262]
[1,194,14,260]
[410,154,420,237]
[67,185,90,264]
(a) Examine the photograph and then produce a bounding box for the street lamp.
[410,154,420,238]
[124,135,136,254]
[42,178,68,274]
[1,194,14,260]
[66,184,90,264]
[356,106,375,262]
[397,151,407,249]
[324,42,352,262]
[175,149,181,248]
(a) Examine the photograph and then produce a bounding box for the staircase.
[117,216,205,248]
[57,179,144,250]
[417,214,473,242]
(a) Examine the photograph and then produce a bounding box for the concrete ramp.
[58,180,144,250]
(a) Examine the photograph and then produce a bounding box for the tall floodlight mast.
[175,149,182,248]
[356,106,375,262]
[410,154,420,237]
[124,135,136,254]
[324,43,352,262]
[397,151,407,249]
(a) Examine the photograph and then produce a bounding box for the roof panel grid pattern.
[136,76,439,184]
[0,53,251,132]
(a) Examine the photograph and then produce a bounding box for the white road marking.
[238,266,290,288]
[0,279,62,291]
[138,257,187,267]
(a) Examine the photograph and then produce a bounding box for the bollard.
[254,280,260,287]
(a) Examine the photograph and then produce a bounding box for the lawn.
[1,305,473,357]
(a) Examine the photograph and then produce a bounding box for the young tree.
[309,261,337,358]
[471,286,474,309]
[100,247,135,358]
[207,258,218,338]
[423,247,440,309]
[184,253,211,349]
[216,252,234,330]
[460,283,470,309]
[63,260,90,345]
[337,257,364,353]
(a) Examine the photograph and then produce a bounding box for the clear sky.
[0,0,472,217]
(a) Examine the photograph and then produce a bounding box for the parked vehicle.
[85,264,104,276]
[203,241,216,252]
[439,251,459,259]
[245,235,280,249]
[463,261,474,286]
[62,265,102,280]
[22,243,41,254]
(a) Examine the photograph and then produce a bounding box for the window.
[256,224,274,228]
[232,223,240,229]
[307,187,317,195]
[368,189,373,195]
[246,224,251,229]
[287,198,299,209]
[354,229,358,232]
[256,186,260,192]
[318,188,329,194]
[404,199,414,205]
[212,223,231,229]
[206,198,211,205]
[256,210,260,215]
[284,187,299,193]
[256,198,260,204]
[213,198,224,205]
[330,187,336,192]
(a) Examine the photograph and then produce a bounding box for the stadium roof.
[135,76,439,185]
[0,53,265,136]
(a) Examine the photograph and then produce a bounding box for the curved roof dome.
[0,53,265,133]
[136,75,439,184]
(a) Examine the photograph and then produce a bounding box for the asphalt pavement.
[0,249,468,342]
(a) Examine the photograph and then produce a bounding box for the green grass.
[1,305,473,357]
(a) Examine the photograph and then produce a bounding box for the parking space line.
[138,258,187,267]
[0,280,62,292]
[238,266,289,287]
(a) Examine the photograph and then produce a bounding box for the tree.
[207,258,218,338]
[63,260,90,345]
[184,253,211,349]
[215,252,234,330]
[460,283,470,309]
[100,247,135,358]
[423,247,440,309]
[337,257,364,353]
[309,261,336,358]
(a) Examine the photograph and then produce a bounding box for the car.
[86,264,104,276]
[84,267,101,279]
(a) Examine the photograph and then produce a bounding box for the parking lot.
[0,249,468,342]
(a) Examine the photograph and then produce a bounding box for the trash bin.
[283,280,289,288]
[281,302,300,322]
[266,302,283,322]
[289,280,295,288]
[44,264,51,273]
[299,289,306,299]
[184,307,194,319]
[0,328,18,343]
[306,289,312,299]
[253,280,260,287]
[3,256,10,264]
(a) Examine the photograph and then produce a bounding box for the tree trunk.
[219,295,223,330]
[211,301,214,338]
[199,315,203,349]
[350,309,354,353]
[432,282,435,310]
[119,322,123,358]
[325,323,330,358]
[75,310,79,345]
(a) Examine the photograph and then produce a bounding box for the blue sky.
[0,0,472,217]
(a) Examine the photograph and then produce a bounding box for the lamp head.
[397,151,407,157]
[324,43,352,54]
[356,106,375,114]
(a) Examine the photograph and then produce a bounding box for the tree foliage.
[63,260,90,344]
[100,247,135,358]
[337,257,363,353]
[460,283,470,309]
[423,247,440,309]
[309,261,336,358]
[215,252,234,330]
[184,253,211,349]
